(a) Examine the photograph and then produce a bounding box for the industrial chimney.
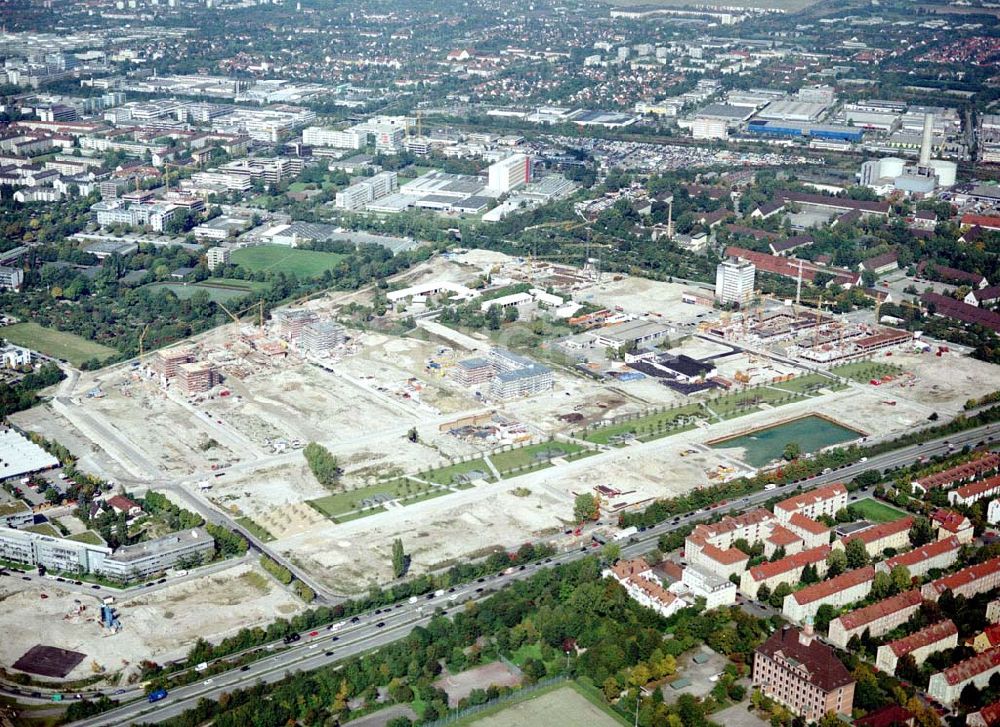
[919,113,934,166]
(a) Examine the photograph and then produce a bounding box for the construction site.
[9,252,998,596]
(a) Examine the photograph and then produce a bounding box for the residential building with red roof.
[785,512,831,550]
[783,566,875,623]
[854,705,914,727]
[106,495,142,517]
[950,474,1000,507]
[928,645,1000,705]
[724,246,859,288]
[836,516,914,558]
[875,620,958,675]
[879,536,961,579]
[603,559,685,619]
[764,525,805,558]
[739,544,831,599]
[967,700,1000,727]
[931,509,975,544]
[753,624,855,721]
[961,214,1000,232]
[922,292,1000,334]
[775,483,848,524]
[912,453,1000,494]
[922,557,1000,601]
[973,623,1000,654]
[684,508,773,578]
[828,590,923,649]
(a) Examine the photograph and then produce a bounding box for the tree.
[573,493,599,522]
[909,517,935,547]
[826,548,848,577]
[783,442,802,461]
[815,604,837,633]
[602,542,621,563]
[756,583,771,603]
[406,427,418,443]
[872,570,893,599]
[303,442,340,487]
[801,563,819,585]
[890,565,911,592]
[391,538,407,579]
[845,538,870,568]
[769,582,793,609]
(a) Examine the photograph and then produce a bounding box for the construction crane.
[216,300,265,346]
[137,323,151,359]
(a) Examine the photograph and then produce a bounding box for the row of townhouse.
[928,646,1000,705]
[922,557,1000,601]
[835,516,913,559]
[911,452,1000,495]
[875,619,959,675]
[827,589,923,649]
[878,535,961,579]
[740,544,832,599]
[950,474,1000,507]
[775,483,849,523]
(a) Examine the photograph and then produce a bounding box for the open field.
[463,682,626,727]
[143,280,267,304]
[832,361,904,383]
[423,458,494,485]
[308,480,446,521]
[1,322,117,367]
[436,662,522,707]
[230,245,346,278]
[489,441,589,474]
[849,498,907,523]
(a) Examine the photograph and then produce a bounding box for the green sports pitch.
[229,245,346,278]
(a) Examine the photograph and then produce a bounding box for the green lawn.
[65,530,106,546]
[490,442,586,473]
[24,523,60,537]
[1,321,117,367]
[849,498,908,523]
[832,361,904,383]
[235,516,275,543]
[422,459,494,485]
[230,245,346,278]
[308,480,442,520]
[582,404,705,446]
[772,373,847,395]
[710,384,808,419]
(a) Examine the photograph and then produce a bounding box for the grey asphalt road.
[59,421,1000,726]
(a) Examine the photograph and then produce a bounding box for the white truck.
[614,526,638,542]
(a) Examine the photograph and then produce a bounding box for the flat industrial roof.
[0,428,59,480]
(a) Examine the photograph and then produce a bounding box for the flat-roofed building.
[876,620,958,675]
[878,536,961,579]
[299,321,344,356]
[677,564,737,610]
[95,528,214,581]
[273,308,319,341]
[828,590,923,649]
[775,483,848,524]
[928,646,1000,706]
[0,500,33,529]
[836,516,913,558]
[783,566,875,623]
[451,357,494,387]
[715,256,755,306]
[154,346,195,379]
[922,557,1000,602]
[206,246,231,271]
[740,544,831,599]
[753,625,855,721]
[0,427,60,480]
[177,361,219,396]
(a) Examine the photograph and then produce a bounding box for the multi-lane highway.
[60,421,1000,726]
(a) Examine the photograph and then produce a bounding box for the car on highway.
[309,631,319,637]
[22,576,30,581]
[324,651,334,656]
[331,636,339,641]
[376,621,385,628]
[350,616,360,623]
[203,679,213,685]
[91,585,100,590]
[240,665,251,672]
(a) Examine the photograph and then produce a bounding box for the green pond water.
[710,415,861,468]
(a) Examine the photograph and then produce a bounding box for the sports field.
[144,280,267,303]
[466,683,625,727]
[230,245,346,278]
[849,498,907,523]
[1,321,117,367]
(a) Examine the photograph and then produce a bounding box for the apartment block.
[604,559,685,618]
[740,544,831,599]
[922,557,1000,601]
[0,500,33,529]
[878,536,961,579]
[451,357,494,387]
[875,620,958,675]
[206,246,231,271]
[753,625,855,721]
[928,646,1000,706]
[785,512,832,550]
[783,566,875,623]
[774,483,848,524]
[828,590,923,649]
[176,361,219,396]
[95,528,214,581]
[931,508,975,544]
[154,346,195,379]
[299,320,345,356]
[836,516,913,558]
[273,308,319,341]
[302,126,363,149]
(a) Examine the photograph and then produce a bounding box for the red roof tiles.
[884,536,960,570]
[748,544,832,582]
[793,566,875,605]
[942,645,1000,686]
[887,619,958,658]
[835,590,922,631]
[775,483,848,515]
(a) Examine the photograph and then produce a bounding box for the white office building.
[302,127,363,149]
[715,256,755,306]
[488,154,530,194]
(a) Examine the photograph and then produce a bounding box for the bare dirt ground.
[435,662,522,707]
[0,563,302,683]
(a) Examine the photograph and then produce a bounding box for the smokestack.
[919,113,934,166]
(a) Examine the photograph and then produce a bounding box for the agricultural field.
[230,245,346,278]
[143,279,267,303]
[0,321,117,367]
[849,498,908,523]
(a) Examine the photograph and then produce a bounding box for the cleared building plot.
[13,645,86,679]
[435,662,523,707]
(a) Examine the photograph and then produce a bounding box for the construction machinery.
[137,323,151,359]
